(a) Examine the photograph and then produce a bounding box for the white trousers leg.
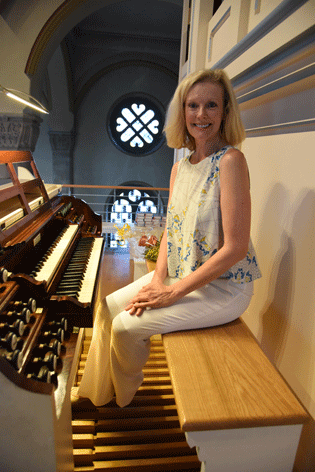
[78,272,253,407]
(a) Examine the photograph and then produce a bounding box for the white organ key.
[35,225,79,284]
[77,237,103,304]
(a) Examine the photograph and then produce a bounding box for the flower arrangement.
[113,223,133,245]
[141,234,162,262]
[113,223,162,263]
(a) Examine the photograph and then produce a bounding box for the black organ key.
[29,227,68,278]
[64,263,87,268]
[62,269,85,275]
[58,277,82,283]
[57,289,81,295]
[64,273,83,278]
[56,288,81,295]
[55,237,95,297]
[55,290,78,298]
[64,265,86,270]
[60,272,83,276]
[58,283,82,290]
[58,276,82,283]
[65,267,87,272]
[70,256,88,260]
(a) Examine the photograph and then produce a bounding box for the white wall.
[243,131,315,470]
[33,117,54,182]
[243,131,315,403]
[181,0,315,469]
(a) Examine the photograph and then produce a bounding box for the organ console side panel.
[0,361,74,472]
[0,150,105,471]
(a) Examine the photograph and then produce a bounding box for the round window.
[108,94,165,156]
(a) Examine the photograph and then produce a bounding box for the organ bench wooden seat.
[162,318,309,472]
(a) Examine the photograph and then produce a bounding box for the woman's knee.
[111,315,128,338]
[111,313,150,345]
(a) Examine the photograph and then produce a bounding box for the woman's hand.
[125,279,181,316]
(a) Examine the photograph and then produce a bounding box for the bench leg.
[185,424,303,472]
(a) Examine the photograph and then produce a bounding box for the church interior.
[0,0,314,471]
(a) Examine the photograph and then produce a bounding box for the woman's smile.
[194,123,211,128]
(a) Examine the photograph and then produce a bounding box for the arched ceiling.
[62,0,182,108]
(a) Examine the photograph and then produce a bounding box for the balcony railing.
[61,184,169,248]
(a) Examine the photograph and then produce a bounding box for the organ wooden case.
[0,151,105,472]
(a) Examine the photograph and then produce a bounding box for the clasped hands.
[125,279,180,316]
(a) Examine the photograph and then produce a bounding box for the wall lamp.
[0,84,49,114]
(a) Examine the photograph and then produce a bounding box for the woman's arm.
[128,148,251,312]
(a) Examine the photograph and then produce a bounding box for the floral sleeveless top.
[167,146,261,283]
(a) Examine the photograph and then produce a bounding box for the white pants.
[78,272,253,407]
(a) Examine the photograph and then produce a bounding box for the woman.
[72,68,261,408]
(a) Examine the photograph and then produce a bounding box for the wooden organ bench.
[162,317,309,472]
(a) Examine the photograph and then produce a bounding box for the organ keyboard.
[53,235,104,303]
[30,223,80,283]
[0,150,105,471]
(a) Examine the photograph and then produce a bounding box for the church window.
[108,94,165,156]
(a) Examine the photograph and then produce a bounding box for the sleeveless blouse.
[166,146,261,283]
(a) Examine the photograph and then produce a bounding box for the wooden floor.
[71,334,201,471]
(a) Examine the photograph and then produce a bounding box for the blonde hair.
[164,68,245,150]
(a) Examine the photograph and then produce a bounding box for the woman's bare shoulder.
[170,160,180,178]
[220,147,248,170]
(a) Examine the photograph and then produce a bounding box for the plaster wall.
[74,64,176,189]
[0,0,64,100]
[33,117,53,182]
[243,130,315,471]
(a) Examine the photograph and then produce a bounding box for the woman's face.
[184,80,225,147]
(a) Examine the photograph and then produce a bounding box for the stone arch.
[25,0,182,82]
[25,0,125,79]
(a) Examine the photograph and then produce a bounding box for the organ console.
[0,150,105,471]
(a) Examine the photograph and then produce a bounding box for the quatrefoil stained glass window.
[108,94,165,155]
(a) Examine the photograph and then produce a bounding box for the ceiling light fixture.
[0,84,49,114]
